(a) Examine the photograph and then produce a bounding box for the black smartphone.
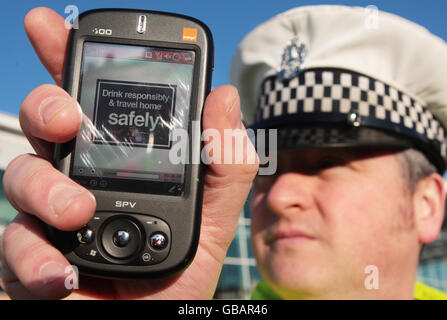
[47,8,213,278]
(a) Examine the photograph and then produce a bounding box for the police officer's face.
[250,147,419,298]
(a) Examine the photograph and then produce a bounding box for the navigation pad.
[73,212,171,266]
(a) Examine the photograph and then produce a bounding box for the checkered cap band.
[278,127,346,145]
[279,126,349,145]
[255,68,446,166]
[276,125,412,149]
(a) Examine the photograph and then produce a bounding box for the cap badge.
[277,37,307,81]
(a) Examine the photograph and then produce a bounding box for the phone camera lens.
[137,15,147,34]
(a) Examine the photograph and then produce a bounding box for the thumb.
[199,85,259,262]
[202,85,259,181]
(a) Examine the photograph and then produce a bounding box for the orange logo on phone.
[182,28,197,42]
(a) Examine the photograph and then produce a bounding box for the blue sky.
[1,0,447,115]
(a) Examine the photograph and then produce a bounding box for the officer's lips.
[265,227,316,245]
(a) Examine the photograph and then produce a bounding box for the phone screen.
[70,42,196,196]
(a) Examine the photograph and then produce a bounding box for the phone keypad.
[72,211,171,266]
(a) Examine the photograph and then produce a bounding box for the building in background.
[418,212,447,291]
[0,112,33,299]
[213,201,262,299]
[0,112,34,232]
[0,111,446,298]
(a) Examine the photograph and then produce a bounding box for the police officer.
[230,5,447,299]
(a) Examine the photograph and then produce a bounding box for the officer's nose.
[265,173,314,218]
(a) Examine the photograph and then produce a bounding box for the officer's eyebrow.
[348,147,402,158]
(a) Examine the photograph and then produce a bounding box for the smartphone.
[47,8,213,278]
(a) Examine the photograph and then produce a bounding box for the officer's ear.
[413,173,445,244]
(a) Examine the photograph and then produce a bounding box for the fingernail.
[39,261,66,285]
[39,96,77,125]
[48,184,85,217]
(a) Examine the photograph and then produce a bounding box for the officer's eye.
[316,156,346,170]
[253,174,276,190]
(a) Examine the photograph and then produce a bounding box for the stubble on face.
[249,148,420,299]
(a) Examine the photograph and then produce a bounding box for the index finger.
[24,7,70,86]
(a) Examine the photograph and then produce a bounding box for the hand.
[0,7,258,299]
